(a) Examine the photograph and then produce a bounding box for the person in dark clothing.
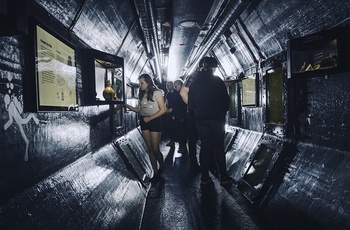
[172,79,188,154]
[164,81,176,147]
[180,57,209,172]
[188,57,233,186]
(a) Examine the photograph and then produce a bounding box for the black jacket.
[188,70,229,122]
[172,90,187,119]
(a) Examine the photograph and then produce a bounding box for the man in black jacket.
[188,57,233,186]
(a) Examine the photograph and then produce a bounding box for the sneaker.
[200,176,212,185]
[166,141,175,147]
[220,176,233,185]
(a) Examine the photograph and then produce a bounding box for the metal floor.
[140,138,275,230]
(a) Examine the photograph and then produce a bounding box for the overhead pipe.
[133,0,162,82]
[145,0,163,83]
[183,0,255,77]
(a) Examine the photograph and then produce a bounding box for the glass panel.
[242,78,256,106]
[267,66,283,124]
[243,145,276,189]
[229,85,236,118]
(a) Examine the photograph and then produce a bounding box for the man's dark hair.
[201,57,218,68]
[198,57,209,68]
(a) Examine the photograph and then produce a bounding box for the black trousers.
[187,111,199,167]
[195,120,227,178]
[174,117,187,146]
[164,113,175,141]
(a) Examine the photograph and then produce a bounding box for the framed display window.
[242,76,258,107]
[287,25,350,78]
[28,17,78,111]
[81,48,125,106]
[266,66,284,125]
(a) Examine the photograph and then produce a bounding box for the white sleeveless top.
[139,90,163,116]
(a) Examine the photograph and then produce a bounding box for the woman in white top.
[125,74,166,179]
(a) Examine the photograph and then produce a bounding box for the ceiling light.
[178,20,198,28]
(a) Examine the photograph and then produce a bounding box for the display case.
[287,25,350,78]
[81,48,125,105]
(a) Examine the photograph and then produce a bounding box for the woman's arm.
[125,103,140,113]
[180,85,189,104]
[143,95,166,123]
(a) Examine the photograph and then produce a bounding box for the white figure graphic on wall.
[3,73,39,161]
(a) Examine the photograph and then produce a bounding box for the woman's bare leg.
[150,131,164,171]
[142,130,158,173]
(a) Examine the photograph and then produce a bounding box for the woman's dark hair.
[138,74,160,101]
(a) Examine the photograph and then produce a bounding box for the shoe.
[166,141,175,147]
[220,176,233,185]
[200,176,212,185]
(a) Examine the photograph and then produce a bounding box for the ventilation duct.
[133,0,162,82]
[183,0,256,77]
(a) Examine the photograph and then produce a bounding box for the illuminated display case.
[81,48,125,105]
[287,25,350,78]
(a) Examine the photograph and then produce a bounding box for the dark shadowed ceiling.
[29,0,350,84]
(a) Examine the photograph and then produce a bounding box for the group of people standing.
[125,57,233,186]
[164,80,188,154]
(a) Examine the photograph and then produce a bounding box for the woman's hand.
[143,116,151,123]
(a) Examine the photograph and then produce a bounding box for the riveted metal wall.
[0,0,141,203]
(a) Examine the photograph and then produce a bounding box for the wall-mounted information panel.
[28,17,78,112]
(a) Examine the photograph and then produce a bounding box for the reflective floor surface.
[140,138,275,230]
